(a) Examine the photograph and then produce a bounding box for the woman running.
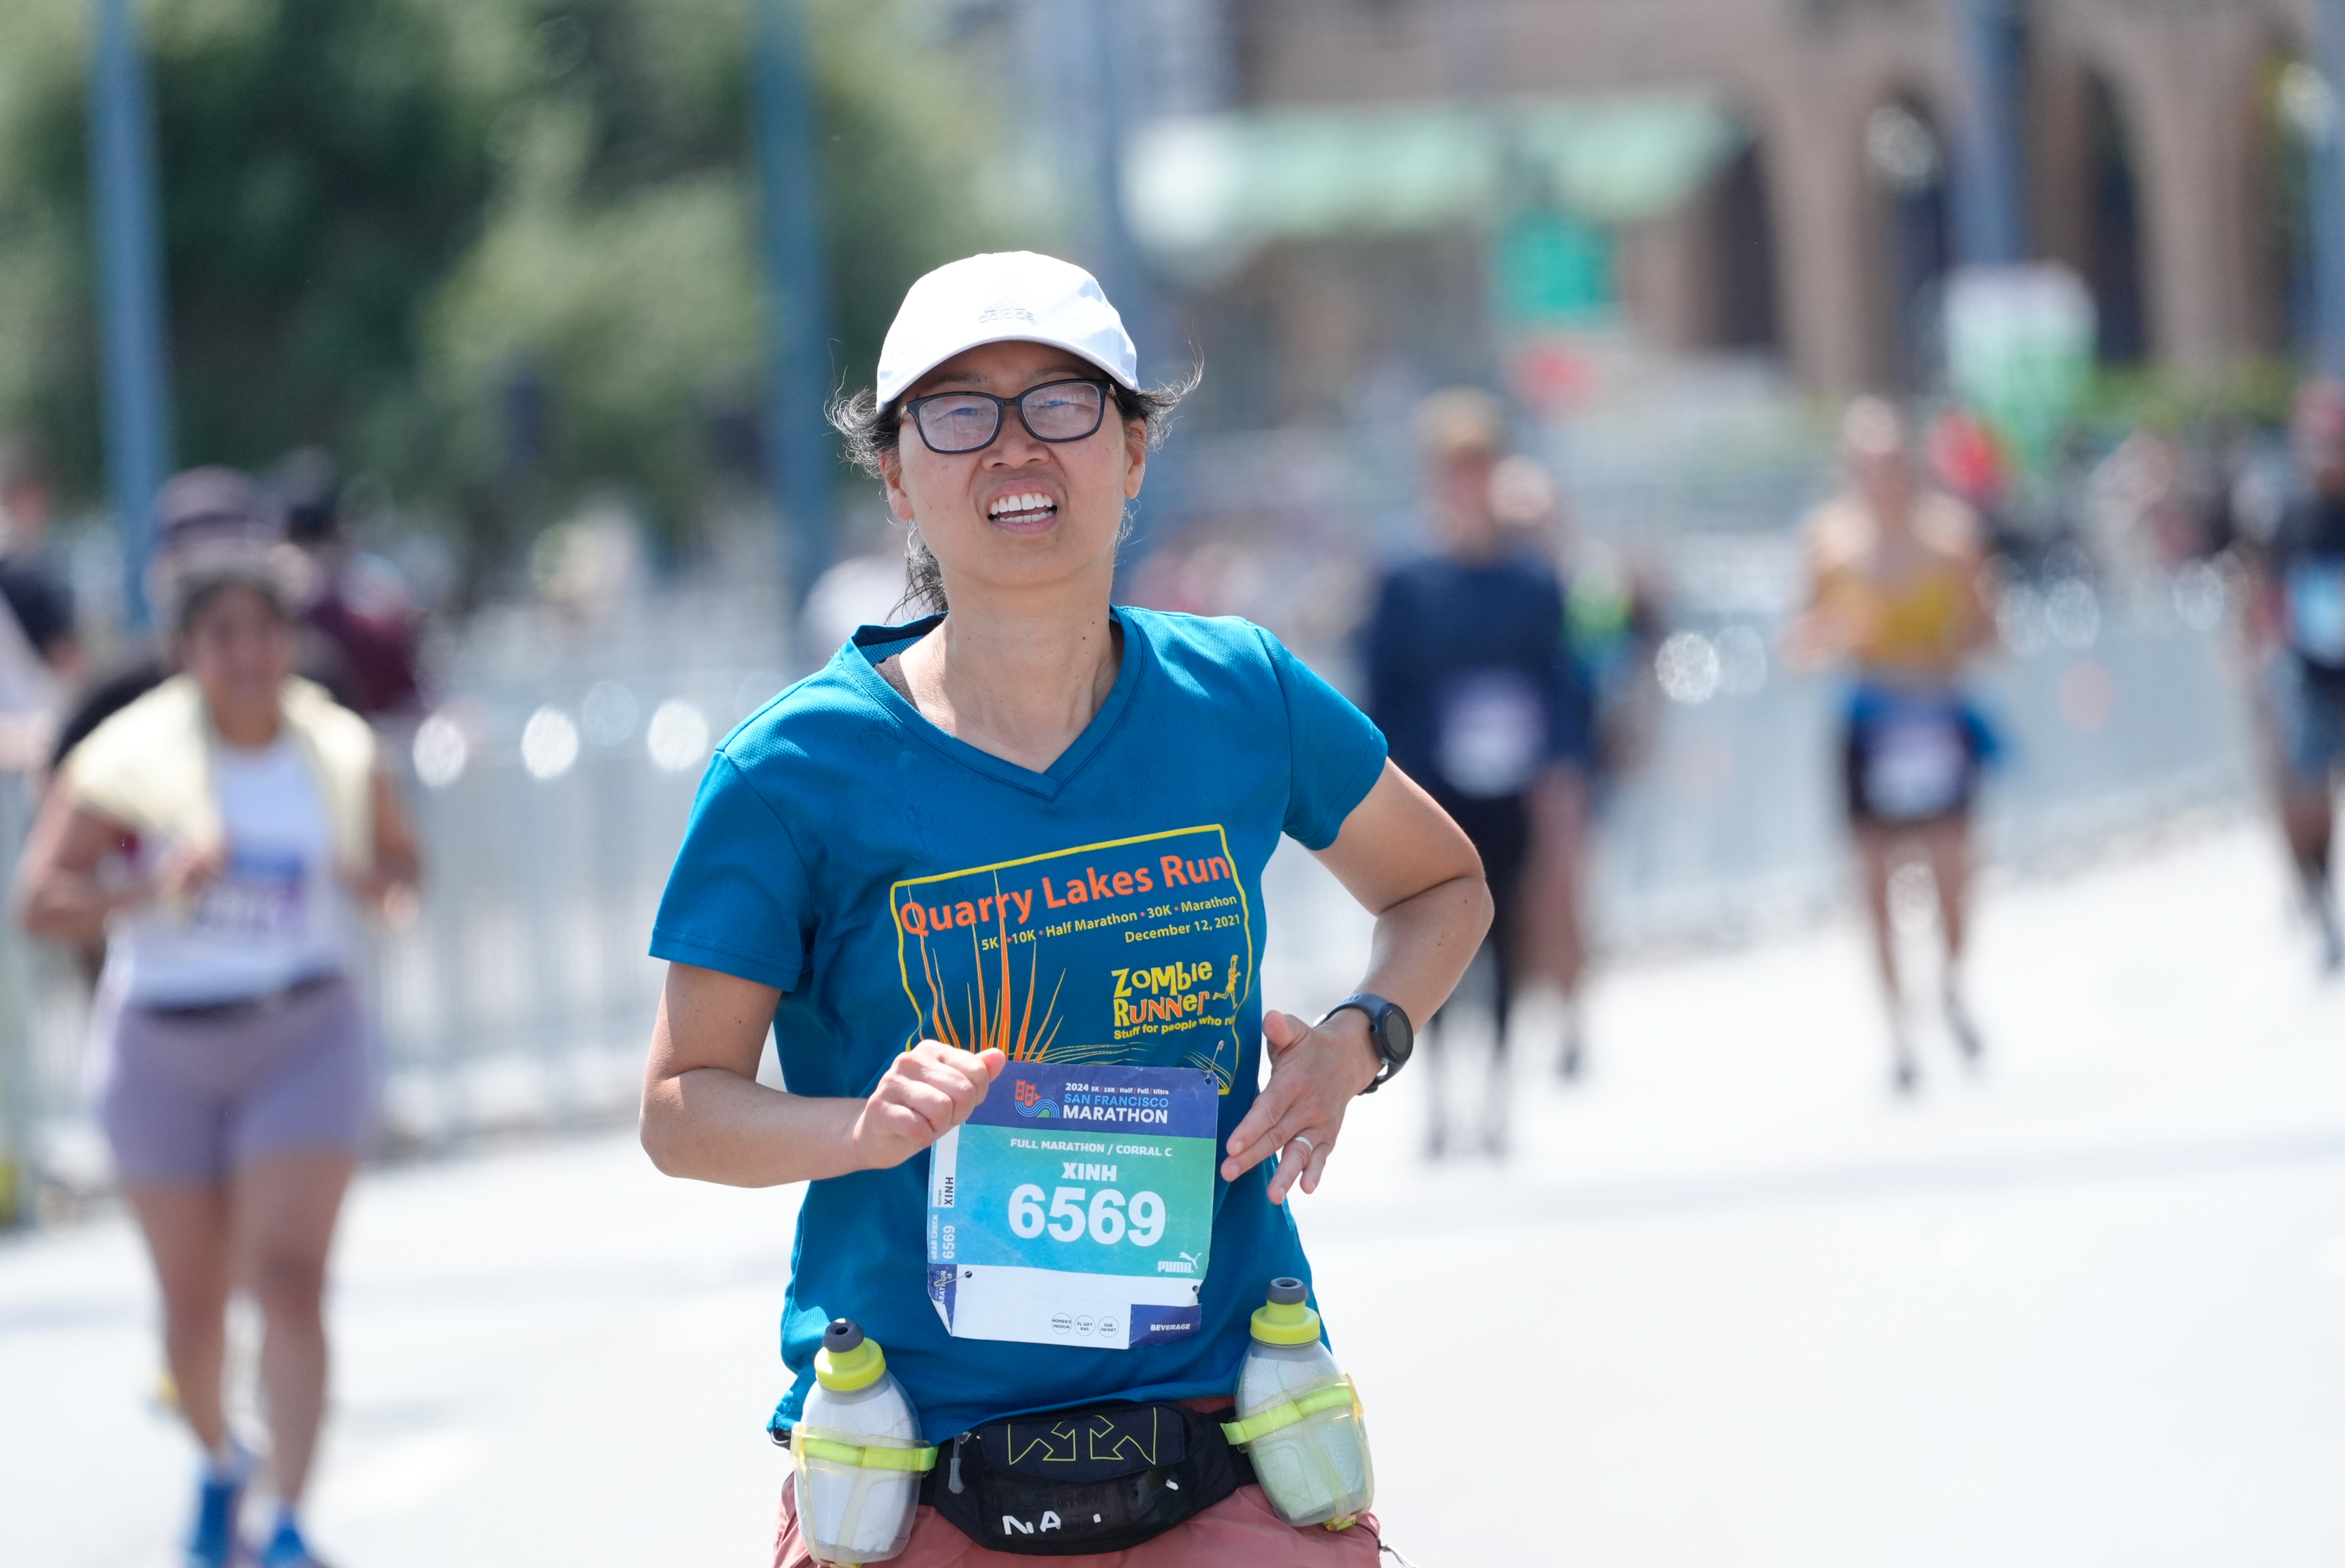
[641,252,1488,1565]
[16,475,418,1568]
[1790,399,1996,1094]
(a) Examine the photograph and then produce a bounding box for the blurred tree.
[0,0,998,572]
[0,4,108,492]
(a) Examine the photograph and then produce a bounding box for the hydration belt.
[782,1400,1253,1556]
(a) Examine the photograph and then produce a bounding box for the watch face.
[1379,1004,1413,1066]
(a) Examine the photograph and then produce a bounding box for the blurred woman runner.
[1790,399,1996,1094]
[641,252,1488,1566]
[16,468,419,1568]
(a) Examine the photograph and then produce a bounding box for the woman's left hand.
[1221,1008,1380,1205]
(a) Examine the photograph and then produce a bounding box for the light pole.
[750,0,834,606]
[1956,0,2028,267]
[87,0,174,628]
[2315,0,2345,378]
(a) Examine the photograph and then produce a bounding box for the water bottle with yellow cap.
[1220,1278,1373,1529]
[791,1319,936,1565]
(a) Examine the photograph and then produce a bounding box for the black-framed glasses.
[902,378,1111,454]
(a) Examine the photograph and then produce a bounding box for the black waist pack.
[924,1400,1254,1555]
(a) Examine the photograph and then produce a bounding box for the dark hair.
[274,446,342,543]
[171,565,297,638]
[829,369,1197,617]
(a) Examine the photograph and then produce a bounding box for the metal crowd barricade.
[0,560,2269,1220]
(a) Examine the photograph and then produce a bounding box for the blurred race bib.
[1863,716,1968,822]
[2286,559,2345,665]
[191,846,310,942]
[1435,671,1545,798]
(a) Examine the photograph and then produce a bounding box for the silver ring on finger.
[1288,1133,1319,1158]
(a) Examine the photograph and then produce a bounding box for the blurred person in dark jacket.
[0,437,81,684]
[1361,390,1594,1158]
[274,449,424,721]
[2251,380,2345,972]
[1486,452,1661,1088]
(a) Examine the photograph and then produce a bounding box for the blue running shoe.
[185,1466,245,1568]
[259,1514,331,1568]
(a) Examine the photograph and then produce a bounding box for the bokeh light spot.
[413,713,469,789]
[1656,632,1720,704]
[647,700,711,772]
[521,707,580,779]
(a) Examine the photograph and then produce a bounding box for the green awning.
[1124,95,1746,280]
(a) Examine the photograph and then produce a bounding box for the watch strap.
[1315,993,1402,1094]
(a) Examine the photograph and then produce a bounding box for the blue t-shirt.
[650,607,1387,1441]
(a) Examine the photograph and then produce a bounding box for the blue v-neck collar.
[844,608,1147,800]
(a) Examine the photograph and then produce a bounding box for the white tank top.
[107,737,352,1007]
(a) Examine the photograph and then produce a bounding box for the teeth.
[989,492,1055,517]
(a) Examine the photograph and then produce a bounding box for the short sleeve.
[650,751,814,991]
[1258,627,1388,850]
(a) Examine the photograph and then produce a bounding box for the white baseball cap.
[875,251,1138,406]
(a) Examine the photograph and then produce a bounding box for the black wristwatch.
[1315,993,1413,1094]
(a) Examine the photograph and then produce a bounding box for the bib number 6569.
[1008,1183,1166,1247]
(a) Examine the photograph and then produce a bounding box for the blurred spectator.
[1565,549,1666,786]
[1788,398,1996,1094]
[1123,533,1263,621]
[275,449,424,719]
[0,436,81,682]
[1360,389,1594,1158]
[1926,405,2029,560]
[528,501,645,629]
[2085,428,2207,584]
[799,529,915,668]
[1488,452,1660,1086]
[2248,380,2345,972]
[1927,407,2003,508]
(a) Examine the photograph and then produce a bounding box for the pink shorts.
[773,1474,1383,1568]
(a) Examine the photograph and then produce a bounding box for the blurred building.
[1055,0,2323,413]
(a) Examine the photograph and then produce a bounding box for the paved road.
[5,820,2343,1566]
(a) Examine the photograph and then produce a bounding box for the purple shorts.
[94,973,375,1182]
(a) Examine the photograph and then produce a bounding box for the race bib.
[2287,559,2345,665]
[1863,715,1968,822]
[191,847,309,942]
[928,1061,1217,1349]
[1435,671,1545,799]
